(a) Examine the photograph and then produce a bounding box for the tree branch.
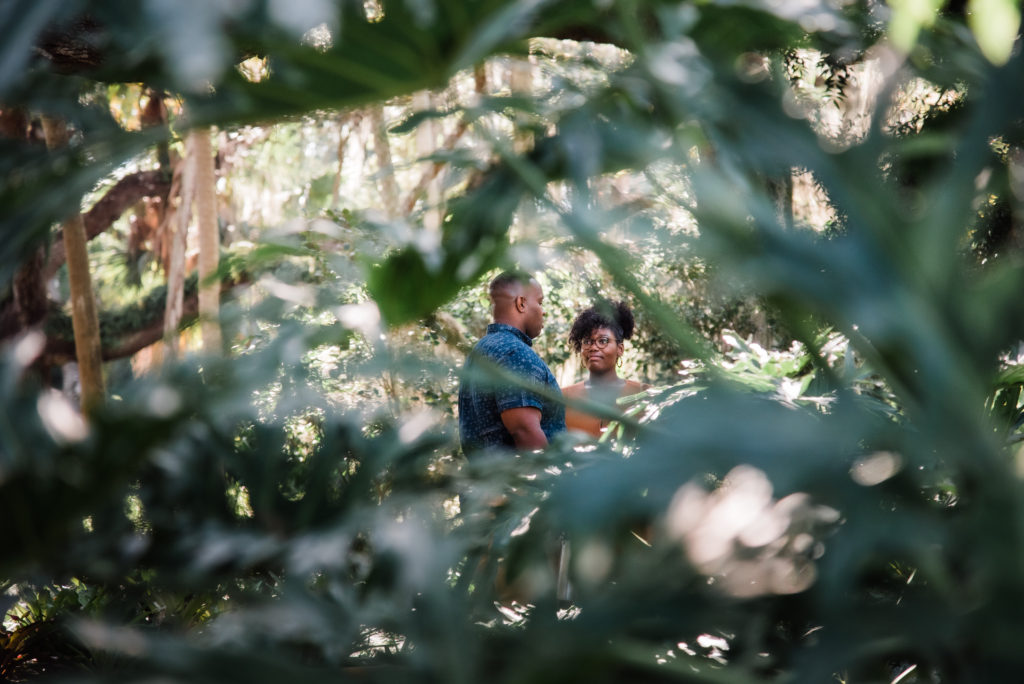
[41,277,246,365]
[42,295,197,364]
[44,170,171,279]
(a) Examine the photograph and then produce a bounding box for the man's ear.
[515,295,526,312]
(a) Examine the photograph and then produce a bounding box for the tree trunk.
[192,128,222,354]
[401,118,467,218]
[370,105,399,217]
[163,131,197,359]
[505,56,542,236]
[331,111,356,207]
[12,247,46,329]
[41,116,105,411]
[474,61,488,94]
[412,91,442,233]
[1,107,47,340]
[508,56,534,154]
[0,106,28,139]
[43,170,172,279]
[766,171,794,232]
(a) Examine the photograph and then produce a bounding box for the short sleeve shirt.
[458,323,566,454]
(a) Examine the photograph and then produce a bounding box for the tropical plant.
[3,1,1024,683]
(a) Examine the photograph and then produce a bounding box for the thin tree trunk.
[474,62,488,95]
[155,157,184,275]
[370,105,399,217]
[402,108,467,219]
[331,112,356,207]
[12,247,46,329]
[506,56,540,234]
[192,128,222,354]
[766,171,794,231]
[411,91,442,233]
[508,56,533,154]
[163,131,197,359]
[2,107,46,335]
[42,116,105,411]
[752,169,795,349]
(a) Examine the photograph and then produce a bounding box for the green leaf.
[888,0,944,53]
[0,0,75,97]
[968,0,1021,65]
[306,173,335,210]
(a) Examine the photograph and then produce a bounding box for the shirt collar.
[487,322,533,346]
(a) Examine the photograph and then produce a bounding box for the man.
[458,271,566,453]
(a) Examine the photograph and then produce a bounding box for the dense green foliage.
[4,1,1024,682]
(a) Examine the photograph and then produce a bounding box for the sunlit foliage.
[3,1,1024,683]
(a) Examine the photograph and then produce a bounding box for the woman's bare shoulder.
[561,381,587,397]
[622,379,650,395]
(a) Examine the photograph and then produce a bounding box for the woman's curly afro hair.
[568,300,636,354]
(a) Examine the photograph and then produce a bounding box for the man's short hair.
[489,270,534,299]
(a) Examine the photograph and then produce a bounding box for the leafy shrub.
[4,2,1024,683]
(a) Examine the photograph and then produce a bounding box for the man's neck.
[492,316,526,336]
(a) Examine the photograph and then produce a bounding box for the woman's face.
[581,326,623,374]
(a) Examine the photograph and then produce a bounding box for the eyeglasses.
[581,336,614,350]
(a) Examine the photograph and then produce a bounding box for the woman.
[563,301,649,438]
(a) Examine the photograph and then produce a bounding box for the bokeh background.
[3,1,1024,682]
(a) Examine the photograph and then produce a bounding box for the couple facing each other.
[457,270,648,455]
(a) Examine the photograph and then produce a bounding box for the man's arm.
[500,406,548,450]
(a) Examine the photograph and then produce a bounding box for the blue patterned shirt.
[458,323,566,454]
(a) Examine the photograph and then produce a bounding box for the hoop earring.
[616,356,623,368]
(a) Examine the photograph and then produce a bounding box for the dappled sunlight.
[652,634,732,667]
[851,451,902,487]
[335,301,382,340]
[237,56,269,83]
[145,384,183,418]
[12,330,45,368]
[665,465,839,597]
[267,0,336,40]
[4,0,1024,682]
[397,409,438,444]
[258,274,318,308]
[36,390,88,445]
[509,506,540,537]
[575,538,615,586]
